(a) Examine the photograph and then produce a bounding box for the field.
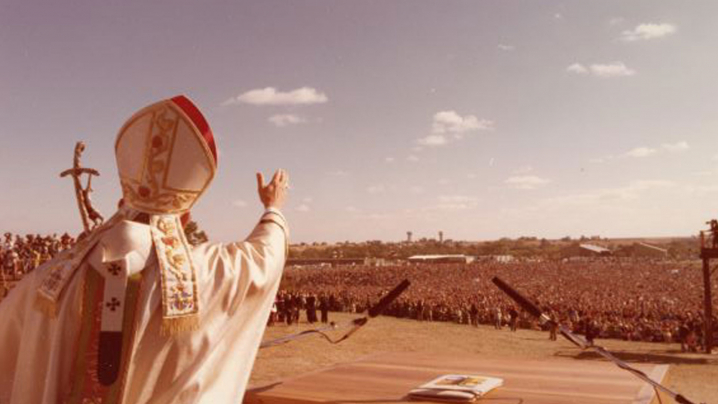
[252,313,718,404]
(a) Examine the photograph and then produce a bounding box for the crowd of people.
[2,231,715,352]
[0,232,75,295]
[280,261,717,351]
[268,290,333,326]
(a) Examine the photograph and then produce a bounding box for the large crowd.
[0,232,75,294]
[2,232,716,351]
[279,261,718,351]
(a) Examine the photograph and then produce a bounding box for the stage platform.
[245,352,668,404]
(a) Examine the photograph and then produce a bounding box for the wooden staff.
[60,142,101,234]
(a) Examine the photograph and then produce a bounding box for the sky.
[1,0,717,243]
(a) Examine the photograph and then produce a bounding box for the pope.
[0,95,289,404]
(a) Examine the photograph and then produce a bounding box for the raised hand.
[256,169,289,210]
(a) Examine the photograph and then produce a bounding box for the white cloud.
[713,153,718,161]
[232,199,247,208]
[418,134,448,146]
[268,114,308,127]
[590,155,615,164]
[407,155,419,162]
[223,87,328,106]
[501,179,680,225]
[295,204,311,212]
[685,185,718,195]
[416,196,480,212]
[692,170,716,177]
[497,44,515,51]
[630,180,675,190]
[385,157,395,163]
[567,62,636,78]
[432,110,493,135]
[410,186,425,194]
[595,142,689,163]
[621,23,677,42]
[590,62,636,78]
[566,63,589,75]
[432,203,475,211]
[302,197,313,203]
[625,147,657,158]
[661,141,689,152]
[417,110,493,148]
[327,170,349,176]
[505,175,551,190]
[609,17,625,26]
[366,185,385,194]
[345,206,359,213]
[544,180,674,206]
[438,195,477,204]
[514,165,534,174]
[554,13,563,20]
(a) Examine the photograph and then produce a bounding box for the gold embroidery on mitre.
[150,215,199,335]
[116,101,215,215]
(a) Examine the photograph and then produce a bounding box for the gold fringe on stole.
[160,315,200,336]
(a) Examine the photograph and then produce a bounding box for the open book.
[408,374,504,402]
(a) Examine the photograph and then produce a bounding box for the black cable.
[260,280,409,349]
[285,326,356,345]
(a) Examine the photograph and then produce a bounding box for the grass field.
[252,313,718,404]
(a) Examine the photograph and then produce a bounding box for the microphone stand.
[492,277,700,404]
[260,279,410,349]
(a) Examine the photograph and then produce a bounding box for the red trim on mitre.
[170,95,218,166]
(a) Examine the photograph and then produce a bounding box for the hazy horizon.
[2,1,717,243]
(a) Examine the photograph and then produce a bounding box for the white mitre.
[37,95,218,334]
[116,95,217,214]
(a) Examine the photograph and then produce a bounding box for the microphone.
[368,279,411,318]
[492,277,547,322]
[491,277,698,404]
[492,276,587,348]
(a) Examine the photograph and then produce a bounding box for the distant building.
[561,243,612,258]
[477,255,515,263]
[408,254,475,264]
[631,242,669,258]
[407,231,413,243]
[285,258,365,267]
[363,257,389,266]
[439,231,444,243]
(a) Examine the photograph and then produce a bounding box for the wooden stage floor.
[245,352,668,404]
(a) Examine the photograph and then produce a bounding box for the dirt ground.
[251,313,718,404]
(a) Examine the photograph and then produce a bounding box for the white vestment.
[0,212,287,404]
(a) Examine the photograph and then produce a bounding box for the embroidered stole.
[37,211,199,335]
[64,267,143,404]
